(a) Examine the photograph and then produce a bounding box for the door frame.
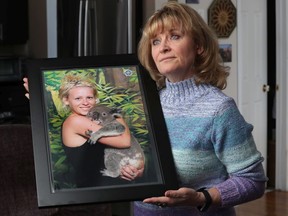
[275,0,288,190]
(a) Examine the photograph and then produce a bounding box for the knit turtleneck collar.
[159,77,211,104]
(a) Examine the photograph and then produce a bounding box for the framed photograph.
[27,54,178,207]
[219,44,232,62]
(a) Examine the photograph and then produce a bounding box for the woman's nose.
[160,41,170,53]
[82,99,89,104]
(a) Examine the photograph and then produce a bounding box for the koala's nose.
[95,113,100,119]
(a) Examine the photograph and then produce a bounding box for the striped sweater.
[134,77,267,216]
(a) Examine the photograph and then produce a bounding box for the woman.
[59,74,145,187]
[134,2,267,216]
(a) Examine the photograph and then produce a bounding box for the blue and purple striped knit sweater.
[134,77,267,216]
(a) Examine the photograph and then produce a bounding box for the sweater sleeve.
[211,98,268,207]
[215,162,266,207]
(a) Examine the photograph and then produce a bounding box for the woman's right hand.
[120,162,144,181]
[23,77,29,99]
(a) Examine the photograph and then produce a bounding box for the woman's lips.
[160,56,175,62]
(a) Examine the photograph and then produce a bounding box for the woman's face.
[63,86,96,116]
[151,27,201,82]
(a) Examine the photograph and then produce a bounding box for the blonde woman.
[134,2,267,215]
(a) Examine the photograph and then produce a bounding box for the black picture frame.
[27,54,178,207]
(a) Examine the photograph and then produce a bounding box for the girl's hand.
[23,77,29,99]
[120,164,144,181]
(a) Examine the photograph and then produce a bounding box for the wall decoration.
[208,0,236,38]
[219,44,232,62]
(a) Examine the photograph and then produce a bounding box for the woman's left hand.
[143,187,202,207]
[120,164,144,181]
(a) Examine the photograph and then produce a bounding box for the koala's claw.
[85,129,93,137]
[88,138,97,145]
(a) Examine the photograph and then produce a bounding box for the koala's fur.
[86,104,145,178]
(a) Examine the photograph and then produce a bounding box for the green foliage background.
[43,67,149,189]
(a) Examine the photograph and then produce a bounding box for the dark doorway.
[267,0,276,188]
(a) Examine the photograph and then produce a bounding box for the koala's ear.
[112,112,122,118]
[112,113,122,118]
[110,107,122,118]
[111,108,122,114]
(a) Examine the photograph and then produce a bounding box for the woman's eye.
[171,34,180,40]
[152,39,160,46]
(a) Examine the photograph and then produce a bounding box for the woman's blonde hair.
[58,73,98,108]
[137,1,229,89]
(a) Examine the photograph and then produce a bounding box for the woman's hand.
[23,77,29,99]
[120,164,144,181]
[143,187,203,207]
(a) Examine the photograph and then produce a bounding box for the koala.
[86,104,145,178]
[86,105,125,142]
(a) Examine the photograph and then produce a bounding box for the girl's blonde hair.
[58,73,98,108]
[137,1,229,89]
